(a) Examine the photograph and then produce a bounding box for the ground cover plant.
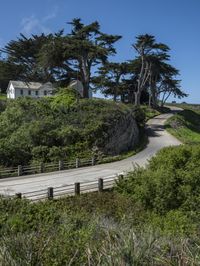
[166,105,200,144]
[0,93,6,100]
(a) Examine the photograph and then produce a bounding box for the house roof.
[9,80,45,90]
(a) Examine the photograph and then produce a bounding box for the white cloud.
[20,7,58,36]
[21,15,51,36]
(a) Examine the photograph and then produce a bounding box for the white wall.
[7,83,15,99]
[15,88,53,98]
[15,88,39,98]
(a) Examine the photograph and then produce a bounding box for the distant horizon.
[0,0,200,103]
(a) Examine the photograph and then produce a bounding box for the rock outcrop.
[100,111,139,155]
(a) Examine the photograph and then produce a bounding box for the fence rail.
[12,174,124,202]
[0,157,98,179]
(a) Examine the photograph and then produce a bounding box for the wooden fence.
[14,174,124,202]
[0,157,97,179]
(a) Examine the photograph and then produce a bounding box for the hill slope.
[0,91,140,167]
[166,104,200,144]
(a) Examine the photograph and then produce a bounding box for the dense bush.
[116,145,200,213]
[0,89,141,167]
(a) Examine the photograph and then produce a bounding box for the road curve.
[0,107,182,196]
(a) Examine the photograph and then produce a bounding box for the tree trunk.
[83,81,89,98]
[151,92,157,107]
[134,91,141,106]
[80,56,90,98]
[150,79,158,108]
[130,89,135,104]
[135,57,150,106]
[148,93,152,107]
[163,92,171,106]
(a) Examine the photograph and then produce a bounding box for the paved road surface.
[0,107,182,196]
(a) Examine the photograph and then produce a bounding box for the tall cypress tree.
[39,18,122,98]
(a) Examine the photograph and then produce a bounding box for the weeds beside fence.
[13,175,123,202]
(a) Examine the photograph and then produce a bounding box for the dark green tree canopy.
[93,62,129,100]
[1,33,55,83]
[39,18,122,97]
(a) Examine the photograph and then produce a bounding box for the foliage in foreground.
[0,192,199,265]
[1,145,200,264]
[1,219,200,265]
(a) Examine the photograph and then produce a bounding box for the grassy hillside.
[141,105,170,121]
[0,89,146,168]
[0,93,6,100]
[165,104,200,144]
[1,145,200,264]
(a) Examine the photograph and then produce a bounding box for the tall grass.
[1,220,200,265]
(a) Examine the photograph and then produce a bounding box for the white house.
[69,80,93,98]
[7,81,54,99]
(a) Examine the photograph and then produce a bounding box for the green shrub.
[116,145,200,213]
[144,210,196,236]
[0,96,141,167]
[50,87,77,111]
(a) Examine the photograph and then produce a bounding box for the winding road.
[0,107,182,196]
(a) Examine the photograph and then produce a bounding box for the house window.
[44,90,47,96]
[28,90,31,96]
[20,89,23,95]
[35,91,38,96]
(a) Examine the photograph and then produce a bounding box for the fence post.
[76,158,80,168]
[75,182,80,195]
[18,165,23,176]
[91,156,95,166]
[40,163,44,173]
[59,160,64,171]
[98,178,104,192]
[47,187,54,200]
[15,193,22,199]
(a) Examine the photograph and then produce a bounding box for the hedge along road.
[0,106,182,196]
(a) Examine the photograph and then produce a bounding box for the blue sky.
[0,0,200,103]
